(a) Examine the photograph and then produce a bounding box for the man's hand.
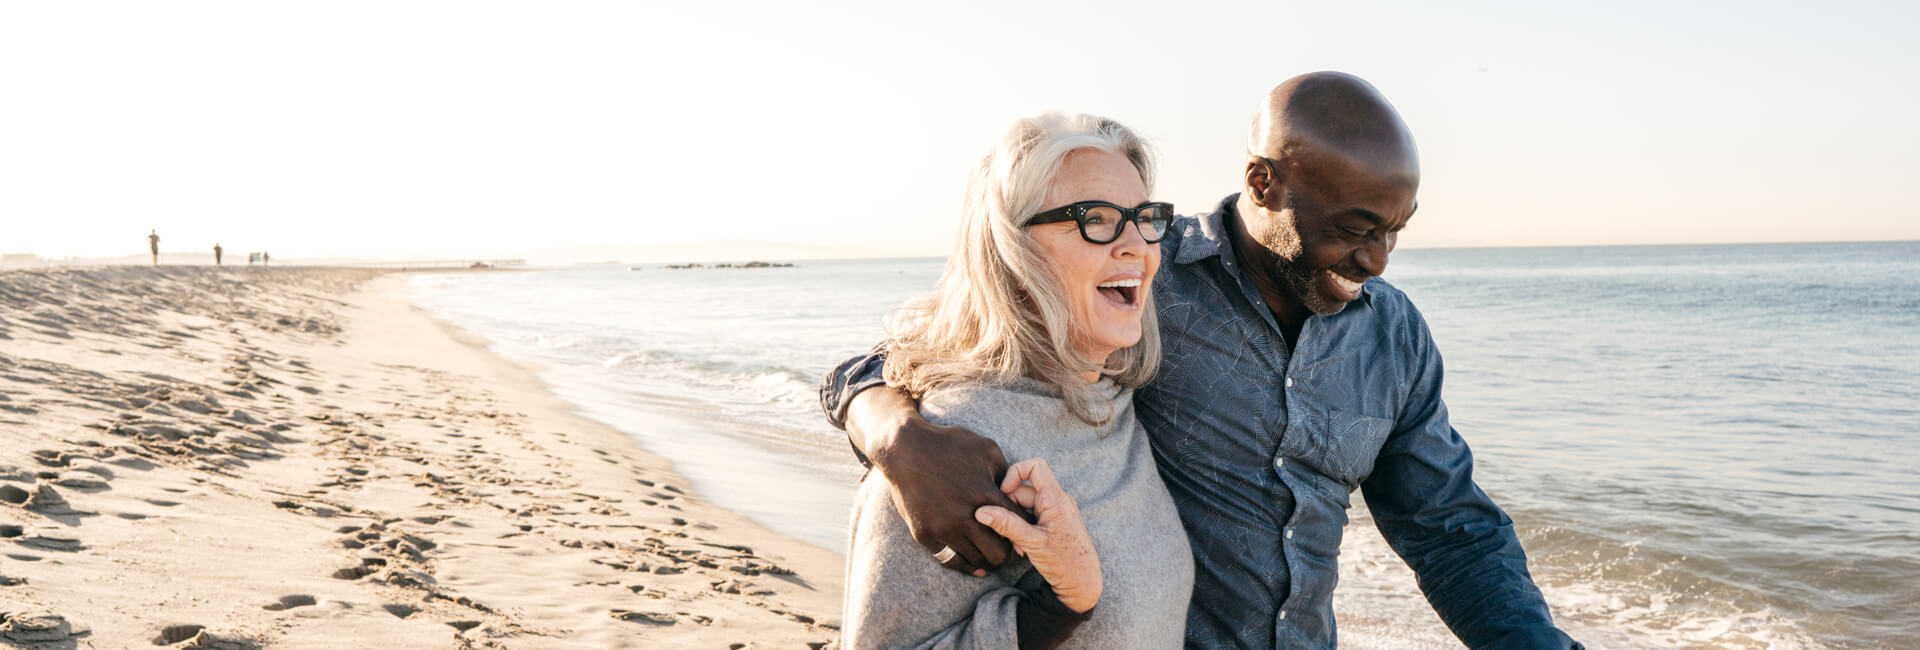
[848,386,1025,577]
[975,458,1102,613]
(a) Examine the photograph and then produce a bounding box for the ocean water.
[407,241,1920,649]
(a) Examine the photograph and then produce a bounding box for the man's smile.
[1326,270,1366,302]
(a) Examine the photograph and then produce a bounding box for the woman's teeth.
[1097,279,1141,305]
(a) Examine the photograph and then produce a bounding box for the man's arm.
[820,348,1022,575]
[1360,317,1582,650]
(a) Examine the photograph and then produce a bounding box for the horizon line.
[6,237,1914,269]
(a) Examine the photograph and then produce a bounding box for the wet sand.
[0,267,843,649]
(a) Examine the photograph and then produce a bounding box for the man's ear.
[1244,158,1282,209]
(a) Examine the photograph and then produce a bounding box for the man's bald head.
[1248,71,1419,186]
[1231,72,1423,326]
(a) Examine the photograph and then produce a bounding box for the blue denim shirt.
[823,195,1577,649]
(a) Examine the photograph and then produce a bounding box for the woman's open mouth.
[1097,278,1141,308]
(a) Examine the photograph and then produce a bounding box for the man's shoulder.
[1360,276,1413,309]
[1158,216,1203,260]
[1160,195,1238,267]
[1355,277,1430,335]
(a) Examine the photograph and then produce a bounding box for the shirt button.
[1285,377,1294,388]
[1279,611,1288,620]
[1275,457,1286,467]
[1285,528,1294,540]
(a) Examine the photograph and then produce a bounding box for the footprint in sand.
[381,604,418,619]
[53,471,110,491]
[262,595,317,611]
[0,612,88,645]
[106,455,161,471]
[14,535,84,552]
[30,449,80,468]
[153,624,258,649]
[610,610,676,625]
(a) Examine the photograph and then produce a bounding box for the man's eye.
[1340,227,1369,238]
[1085,215,1109,225]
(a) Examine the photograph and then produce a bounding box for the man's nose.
[1354,234,1393,277]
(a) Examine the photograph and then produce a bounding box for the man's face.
[1247,152,1417,315]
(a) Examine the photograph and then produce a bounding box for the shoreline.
[0,267,843,648]
[404,273,848,557]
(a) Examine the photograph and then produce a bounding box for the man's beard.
[1256,206,1347,316]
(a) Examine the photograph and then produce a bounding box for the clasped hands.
[873,417,1100,614]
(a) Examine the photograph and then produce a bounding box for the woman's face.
[1028,148,1161,368]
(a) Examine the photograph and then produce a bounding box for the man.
[213,242,223,266]
[821,72,1579,648]
[148,229,160,266]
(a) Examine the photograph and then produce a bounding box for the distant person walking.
[213,242,224,266]
[262,251,270,266]
[147,229,160,266]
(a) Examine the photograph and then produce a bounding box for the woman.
[842,113,1193,649]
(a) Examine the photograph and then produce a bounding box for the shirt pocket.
[1284,408,1394,488]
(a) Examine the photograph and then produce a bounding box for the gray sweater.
[842,378,1194,649]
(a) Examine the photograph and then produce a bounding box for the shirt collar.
[1172,193,1242,266]
[1170,193,1381,312]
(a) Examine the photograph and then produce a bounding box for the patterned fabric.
[822,194,1577,649]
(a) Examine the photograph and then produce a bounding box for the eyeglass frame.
[1024,200,1175,245]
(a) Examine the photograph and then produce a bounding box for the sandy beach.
[0,267,843,649]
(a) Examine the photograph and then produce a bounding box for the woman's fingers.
[979,473,1104,614]
[1000,458,1036,493]
[1001,457,1064,508]
[1005,484,1038,509]
[1021,457,1065,496]
[974,505,1046,549]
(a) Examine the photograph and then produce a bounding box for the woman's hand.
[973,457,1101,614]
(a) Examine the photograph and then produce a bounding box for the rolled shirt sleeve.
[819,343,889,432]
[819,344,891,469]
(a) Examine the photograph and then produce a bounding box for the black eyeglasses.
[1026,201,1174,244]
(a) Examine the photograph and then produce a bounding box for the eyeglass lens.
[1081,205,1170,242]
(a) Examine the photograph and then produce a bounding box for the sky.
[3,1,1916,263]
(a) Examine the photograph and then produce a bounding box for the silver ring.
[932,545,957,564]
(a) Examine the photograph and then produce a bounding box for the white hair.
[883,112,1161,425]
